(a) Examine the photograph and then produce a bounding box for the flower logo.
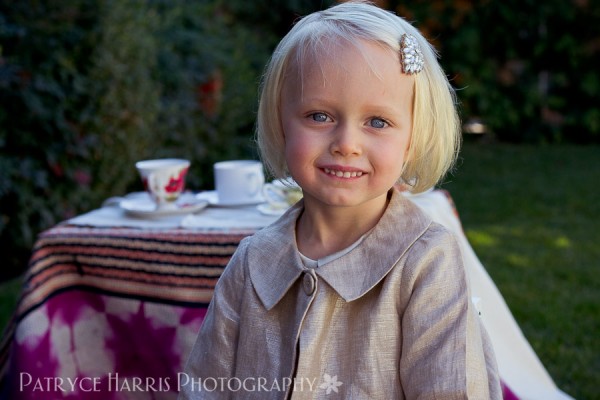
[320,373,343,394]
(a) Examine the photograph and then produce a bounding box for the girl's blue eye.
[311,113,329,122]
[370,118,387,129]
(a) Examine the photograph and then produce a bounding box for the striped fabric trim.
[21,226,253,320]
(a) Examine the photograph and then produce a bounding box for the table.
[0,190,572,400]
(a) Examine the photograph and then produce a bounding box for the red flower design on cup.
[165,167,188,194]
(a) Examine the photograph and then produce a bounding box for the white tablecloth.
[68,192,279,230]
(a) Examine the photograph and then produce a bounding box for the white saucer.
[120,193,208,218]
[256,203,289,216]
[196,190,265,207]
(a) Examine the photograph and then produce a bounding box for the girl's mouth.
[323,167,364,178]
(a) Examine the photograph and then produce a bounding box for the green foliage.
[0,277,21,335]
[389,0,600,143]
[1,0,102,278]
[0,0,296,278]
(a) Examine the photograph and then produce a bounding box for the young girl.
[180,2,501,398]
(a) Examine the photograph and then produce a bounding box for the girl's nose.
[329,124,362,156]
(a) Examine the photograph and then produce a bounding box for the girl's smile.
[321,165,365,179]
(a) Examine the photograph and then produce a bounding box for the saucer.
[120,193,208,218]
[256,203,289,216]
[196,190,265,207]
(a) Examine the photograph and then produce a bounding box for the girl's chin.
[304,191,388,209]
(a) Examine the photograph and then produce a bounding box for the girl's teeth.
[324,168,363,178]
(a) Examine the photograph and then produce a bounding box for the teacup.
[262,178,303,209]
[214,160,265,205]
[135,158,190,210]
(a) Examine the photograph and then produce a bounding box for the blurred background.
[0,1,598,398]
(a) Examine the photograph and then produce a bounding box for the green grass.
[0,142,598,398]
[0,277,22,336]
[439,141,600,400]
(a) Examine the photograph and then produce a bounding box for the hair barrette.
[400,34,424,75]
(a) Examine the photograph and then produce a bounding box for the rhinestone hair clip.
[400,34,424,75]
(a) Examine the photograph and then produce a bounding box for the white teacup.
[135,158,190,210]
[214,160,265,205]
[262,178,303,209]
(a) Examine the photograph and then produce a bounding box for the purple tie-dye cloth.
[3,289,206,399]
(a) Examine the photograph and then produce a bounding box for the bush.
[1,0,101,279]
[388,0,600,143]
[0,0,305,279]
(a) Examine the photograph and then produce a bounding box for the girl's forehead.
[288,38,397,79]
[285,38,401,87]
[281,37,414,110]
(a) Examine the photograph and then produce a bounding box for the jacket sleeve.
[178,238,250,399]
[399,224,502,399]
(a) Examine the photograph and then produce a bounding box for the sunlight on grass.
[465,229,498,247]
[552,235,571,249]
[505,253,532,268]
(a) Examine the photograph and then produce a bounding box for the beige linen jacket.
[179,189,501,399]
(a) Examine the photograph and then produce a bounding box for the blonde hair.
[256,1,460,193]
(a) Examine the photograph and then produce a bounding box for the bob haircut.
[256,0,461,193]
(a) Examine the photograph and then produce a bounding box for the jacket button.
[303,273,316,296]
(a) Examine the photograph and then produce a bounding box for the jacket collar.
[248,189,432,310]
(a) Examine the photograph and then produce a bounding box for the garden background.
[1,0,599,399]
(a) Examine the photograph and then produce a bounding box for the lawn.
[0,278,20,335]
[0,142,598,399]
[439,141,599,400]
